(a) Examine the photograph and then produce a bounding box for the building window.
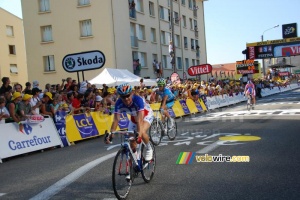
[160,31,166,45]
[41,25,53,42]
[192,59,196,66]
[184,37,188,49]
[6,25,14,36]
[80,19,92,37]
[189,18,193,30]
[43,55,55,72]
[174,12,179,25]
[182,15,186,27]
[151,28,156,43]
[177,57,182,69]
[181,0,186,6]
[10,64,18,74]
[174,34,180,48]
[136,0,144,12]
[39,0,50,12]
[149,1,155,16]
[185,58,189,70]
[191,38,195,50]
[9,45,16,55]
[137,24,145,40]
[188,0,193,9]
[162,55,167,69]
[139,52,146,67]
[78,0,90,6]
[159,6,169,21]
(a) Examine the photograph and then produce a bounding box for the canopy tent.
[89,68,157,87]
[268,63,297,69]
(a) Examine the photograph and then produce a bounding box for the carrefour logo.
[62,50,106,72]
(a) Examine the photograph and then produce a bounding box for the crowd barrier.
[1,83,299,162]
[0,117,63,163]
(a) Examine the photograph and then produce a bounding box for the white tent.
[89,68,157,87]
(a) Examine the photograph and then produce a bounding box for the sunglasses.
[120,94,131,99]
[158,85,164,87]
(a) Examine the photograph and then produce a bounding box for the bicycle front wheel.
[112,149,133,200]
[167,118,177,140]
[141,143,156,183]
[149,119,163,146]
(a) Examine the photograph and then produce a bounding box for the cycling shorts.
[127,111,154,131]
[246,88,256,96]
[166,100,175,109]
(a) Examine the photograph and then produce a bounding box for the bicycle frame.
[113,131,144,172]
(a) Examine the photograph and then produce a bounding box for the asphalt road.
[1,88,300,200]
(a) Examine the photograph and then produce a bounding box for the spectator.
[63,77,72,91]
[0,77,12,96]
[6,92,23,127]
[18,94,34,119]
[23,82,32,94]
[32,80,40,89]
[14,83,23,94]
[0,97,10,124]
[30,88,42,115]
[93,95,103,111]
[71,93,85,114]
[140,79,145,88]
[40,92,54,117]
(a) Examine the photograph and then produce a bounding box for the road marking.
[29,152,117,200]
[197,141,220,154]
[219,136,261,141]
[0,193,6,197]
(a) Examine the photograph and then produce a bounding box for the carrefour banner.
[194,100,203,112]
[54,111,70,147]
[0,118,63,161]
[168,109,176,118]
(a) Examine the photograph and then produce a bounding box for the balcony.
[131,36,138,48]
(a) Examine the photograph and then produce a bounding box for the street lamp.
[261,25,279,76]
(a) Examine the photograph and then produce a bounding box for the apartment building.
[0,8,28,86]
[21,0,208,87]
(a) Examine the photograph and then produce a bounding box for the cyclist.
[244,80,256,107]
[155,78,175,128]
[105,83,154,161]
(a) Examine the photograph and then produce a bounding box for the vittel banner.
[62,50,106,72]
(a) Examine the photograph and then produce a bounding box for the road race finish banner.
[0,118,63,162]
[236,59,260,74]
[54,111,70,147]
[62,50,106,72]
[246,37,300,59]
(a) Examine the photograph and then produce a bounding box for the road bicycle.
[246,93,254,111]
[148,109,177,146]
[108,130,156,200]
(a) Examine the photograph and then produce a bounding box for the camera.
[62,79,66,82]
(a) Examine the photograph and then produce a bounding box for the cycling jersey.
[114,95,153,124]
[244,83,256,96]
[155,87,175,103]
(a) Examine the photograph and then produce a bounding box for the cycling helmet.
[157,78,166,86]
[117,83,132,96]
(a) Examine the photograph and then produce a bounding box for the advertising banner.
[72,113,99,138]
[0,118,63,161]
[54,111,69,147]
[179,100,191,115]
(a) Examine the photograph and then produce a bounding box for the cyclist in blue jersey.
[105,83,154,161]
[155,78,175,128]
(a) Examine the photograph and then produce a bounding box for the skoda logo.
[65,57,76,69]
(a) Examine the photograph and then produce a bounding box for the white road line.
[197,141,220,154]
[0,193,6,197]
[29,152,117,200]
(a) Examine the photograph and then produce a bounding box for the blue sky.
[1,0,300,65]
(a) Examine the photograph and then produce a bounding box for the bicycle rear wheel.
[167,118,177,140]
[112,149,134,200]
[141,143,156,183]
[149,119,163,146]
